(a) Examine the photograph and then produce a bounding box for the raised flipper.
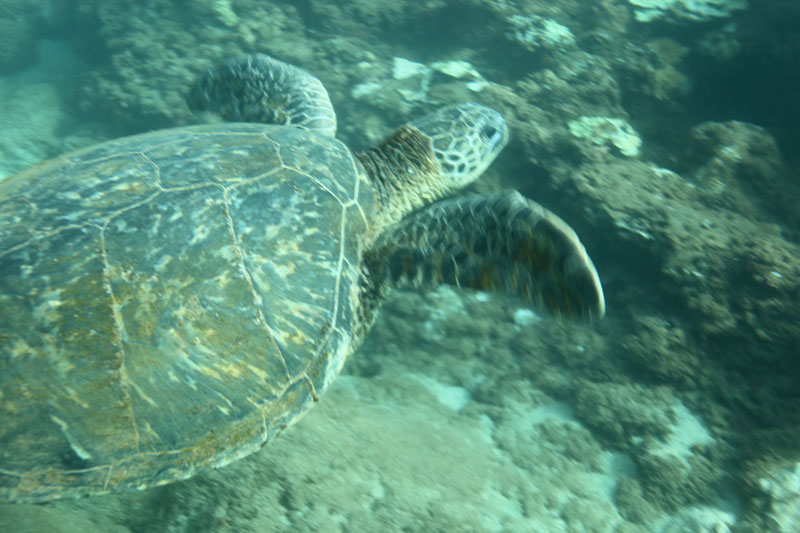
[362,191,605,322]
[187,53,337,137]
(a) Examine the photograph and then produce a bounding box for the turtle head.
[357,102,509,237]
[409,102,508,190]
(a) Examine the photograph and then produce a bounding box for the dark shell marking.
[0,123,373,502]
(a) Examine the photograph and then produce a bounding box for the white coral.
[760,463,800,532]
[628,0,748,22]
[568,117,642,157]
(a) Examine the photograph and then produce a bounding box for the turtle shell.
[0,122,374,502]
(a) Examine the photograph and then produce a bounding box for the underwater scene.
[0,0,799,531]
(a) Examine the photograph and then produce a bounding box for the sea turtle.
[0,54,604,503]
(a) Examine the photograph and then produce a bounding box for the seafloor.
[0,1,799,532]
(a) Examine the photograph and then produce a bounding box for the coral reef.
[0,0,40,73]
[1,0,798,530]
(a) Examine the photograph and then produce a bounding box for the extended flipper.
[188,53,337,137]
[363,191,605,321]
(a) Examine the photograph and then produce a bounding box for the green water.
[1,1,799,531]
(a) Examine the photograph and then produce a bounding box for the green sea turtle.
[0,54,604,503]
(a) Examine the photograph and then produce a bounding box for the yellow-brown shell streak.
[0,123,374,502]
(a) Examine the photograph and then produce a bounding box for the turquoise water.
[1,2,799,532]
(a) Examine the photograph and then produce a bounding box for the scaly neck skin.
[355,125,446,241]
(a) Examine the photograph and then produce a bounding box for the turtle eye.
[481,125,498,141]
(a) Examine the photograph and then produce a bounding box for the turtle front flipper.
[188,54,337,137]
[362,191,605,322]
